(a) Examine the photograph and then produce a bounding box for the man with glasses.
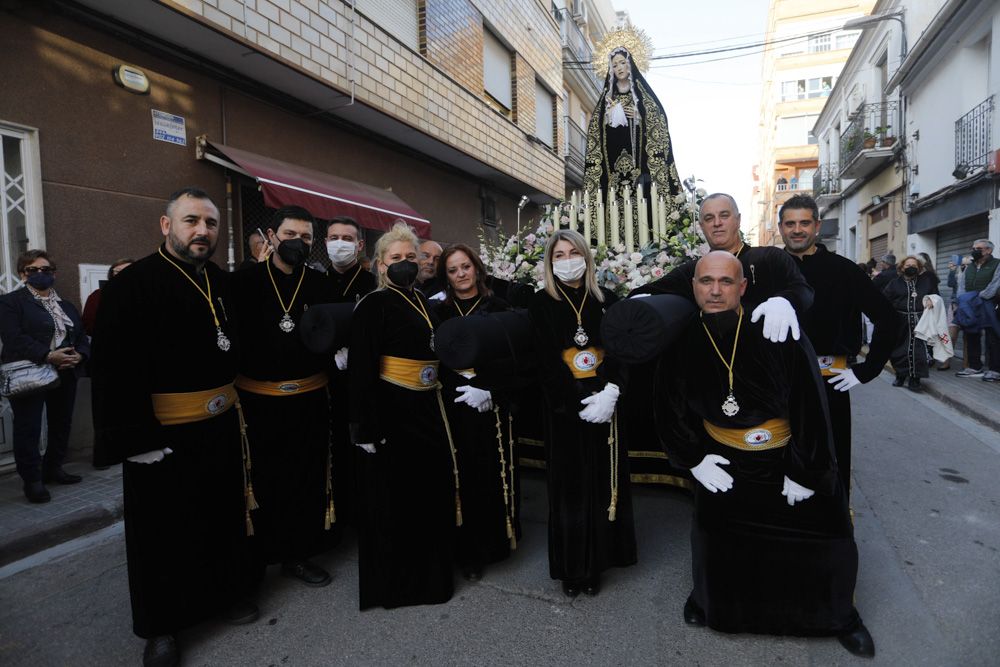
[956,239,1000,380]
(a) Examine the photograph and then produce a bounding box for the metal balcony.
[813,164,840,207]
[839,101,899,180]
[563,115,587,186]
[955,95,994,176]
[555,8,602,103]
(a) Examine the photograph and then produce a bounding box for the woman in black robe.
[528,229,636,598]
[348,222,456,610]
[883,254,938,391]
[583,44,683,242]
[433,244,519,582]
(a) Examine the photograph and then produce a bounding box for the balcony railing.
[563,115,587,179]
[813,164,840,198]
[955,95,994,172]
[555,8,592,67]
[839,101,899,168]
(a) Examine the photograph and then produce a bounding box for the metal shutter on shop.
[935,217,989,303]
[869,234,888,261]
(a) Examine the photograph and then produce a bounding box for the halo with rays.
[594,26,654,78]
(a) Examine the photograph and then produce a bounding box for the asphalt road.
[1,374,998,666]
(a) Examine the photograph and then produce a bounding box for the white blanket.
[914,294,953,363]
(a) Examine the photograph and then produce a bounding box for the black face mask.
[277,238,310,268]
[386,260,419,287]
[971,249,983,262]
[903,266,919,277]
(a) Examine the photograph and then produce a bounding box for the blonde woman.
[527,229,636,598]
[348,221,456,609]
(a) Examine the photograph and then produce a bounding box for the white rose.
[669,210,681,221]
[674,193,687,204]
[630,252,643,264]
[696,188,707,197]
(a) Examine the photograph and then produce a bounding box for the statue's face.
[611,53,630,82]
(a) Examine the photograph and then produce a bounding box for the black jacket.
[0,287,90,365]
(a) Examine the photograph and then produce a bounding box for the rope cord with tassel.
[235,400,259,536]
[324,388,337,530]
[435,387,464,526]
[508,411,516,542]
[607,410,619,522]
[493,406,516,550]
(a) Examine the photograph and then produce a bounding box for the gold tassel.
[245,510,255,536]
[324,443,336,530]
[436,388,464,527]
[246,482,259,510]
[607,411,619,523]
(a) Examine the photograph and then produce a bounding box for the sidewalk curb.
[921,380,1000,432]
[0,497,124,568]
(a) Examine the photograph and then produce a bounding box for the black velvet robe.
[231,259,337,566]
[326,261,377,527]
[792,244,898,493]
[91,247,252,638]
[627,244,815,486]
[883,273,938,379]
[434,294,520,572]
[528,282,636,583]
[655,311,860,636]
[348,287,455,609]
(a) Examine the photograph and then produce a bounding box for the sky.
[617,0,769,217]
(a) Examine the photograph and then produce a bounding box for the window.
[835,32,860,51]
[807,34,831,53]
[781,76,835,101]
[1,123,45,295]
[776,115,820,147]
[483,29,513,110]
[534,80,554,147]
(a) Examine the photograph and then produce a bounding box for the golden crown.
[594,26,654,78]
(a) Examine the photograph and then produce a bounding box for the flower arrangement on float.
[480,188,709,297]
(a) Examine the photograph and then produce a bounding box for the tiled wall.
[164,0,565,198]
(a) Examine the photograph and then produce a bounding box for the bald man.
[416,240,445,299]
[654,251,874,657]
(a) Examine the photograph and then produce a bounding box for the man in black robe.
[232,205,338,588]
[655,251,874,657]
[323,216,377,525]
[626,193,814,484]
[778,194,898,494]
[92,187,257,667]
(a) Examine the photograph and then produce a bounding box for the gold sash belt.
[235,372,328,396]
[151,383,237,426]
[703,417,791,452]
[379,355,440,391]
[817,354,848,377]
[561,346,604,379]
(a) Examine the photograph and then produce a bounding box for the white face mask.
[553,256,587,282]
[326,239,358,268]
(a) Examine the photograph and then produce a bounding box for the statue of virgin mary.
[583,29,684,245]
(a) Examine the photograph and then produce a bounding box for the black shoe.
[907,377,922,392]
[683,596,706,626]
[223,599,259,625]
[561,580,581,598]
[23,481,51,504]
[281,559,331,587]
[143,635,179,667]
[892,375,906,387]
[462,566,483,582]
[582,575,601,597]
[838,623,875,657]
[43,467,82,484]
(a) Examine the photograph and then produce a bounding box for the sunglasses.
[24,266,55,275]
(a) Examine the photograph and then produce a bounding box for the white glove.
[630,292,652,299]
[782,476,815,506]
[335,347,349,371]
[827,367,861,392]
[127,447,173,464]
[455,385,493,413]
[690,454,733,493]
[750,296,800,342]
[578,382,620,424]
[356,442,376,454]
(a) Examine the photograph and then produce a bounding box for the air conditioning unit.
[573,2,588,24]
